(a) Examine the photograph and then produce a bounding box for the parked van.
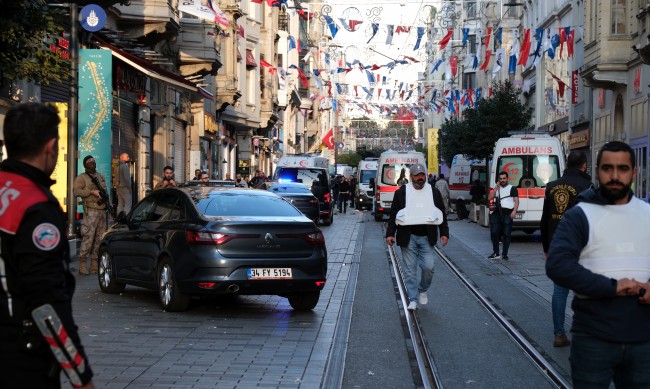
[490,134,566,232]
[273,154,333,225]
[449,154,487,204]
[355,158,378,210]
[375,150,426,221]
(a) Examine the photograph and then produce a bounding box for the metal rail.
[386,233,571,389]
[433,246,572,389]
[387,243,442,389]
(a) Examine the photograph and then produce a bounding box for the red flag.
[483,27,492,47]
[518,29,531,66]
[322,128,334,149]
[403,55,420,63]
[250,0,262,3]
[396,26,411,34]
[296,68,309,88]
[567,30,574,58]
[449,56,459,77]
[559,28,566,59]
[479,50,492,71]
[439,28,453,50]
[354,85,358,97]
[349,20,363,31]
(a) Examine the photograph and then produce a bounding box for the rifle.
[88,173,117,218]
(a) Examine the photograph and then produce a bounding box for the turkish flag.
[323,128,335,149]
[449,56,459,77]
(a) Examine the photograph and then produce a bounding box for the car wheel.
[322,212,333,226]
[98,247,125,294]
[288,291,320,310]
[157,257,190,312]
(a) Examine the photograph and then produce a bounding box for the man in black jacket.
[541,150,592,348]
[386,163,449,310]
[0,103,94,388]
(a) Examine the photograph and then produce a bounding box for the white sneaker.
[419,292,428,305]
[407,301,418,310]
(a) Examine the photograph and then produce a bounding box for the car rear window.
[269,184,312,194]
[274,167,329,188]
[196,193,303,217]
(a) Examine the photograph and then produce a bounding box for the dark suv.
[273,167,333,225]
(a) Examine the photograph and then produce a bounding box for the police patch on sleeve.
[32,223,61,251]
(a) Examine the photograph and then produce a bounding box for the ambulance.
[448,154,487,204]
[273,154,333,225]
[355,158,378,210]
[490,134,566,232]
[374,150,426,221]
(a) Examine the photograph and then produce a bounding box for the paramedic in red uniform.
[0,103,94,388]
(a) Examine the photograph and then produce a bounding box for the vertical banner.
[45,102,69,212]
[571,70,578,104]
[427,128,439,174]
[78,49,112,208]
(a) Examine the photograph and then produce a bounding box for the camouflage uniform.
[73,172,108,275]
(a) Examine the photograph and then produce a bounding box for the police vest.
[0,172,48,235]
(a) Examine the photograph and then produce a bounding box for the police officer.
[73,155,109,275]
[0,103,94,388]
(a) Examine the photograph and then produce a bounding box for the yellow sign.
[46,102,68,212]
[427,128,439,174]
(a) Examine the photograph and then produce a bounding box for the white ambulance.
[374,150,426,221]
[355,158,378,210]
[490,134,566,232]
[448,154,487,203]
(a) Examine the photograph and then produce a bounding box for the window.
[247,68,256,104]
[468,35,476,55]
[463,72,476,90]
[150,194,185,221]
[197,193,302,217]
[465,2,476,18]
[130,197,157,223]
[496,155,561,187]
[611,0,626,35]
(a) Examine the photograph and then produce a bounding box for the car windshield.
[269,184,312,194]
[196,193,303,217]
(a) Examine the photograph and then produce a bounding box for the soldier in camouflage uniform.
[73,155,108,275]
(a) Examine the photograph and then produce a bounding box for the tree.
[439,80,532,164]
[0,1,70,85]
[336,153,362,168]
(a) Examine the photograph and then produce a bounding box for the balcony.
[178,19,222,76]
[113,0,180,44]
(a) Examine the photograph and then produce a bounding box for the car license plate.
[515,213,523,220]
[247,268,293,279]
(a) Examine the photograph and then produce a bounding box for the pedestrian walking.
[338,176,351,213]
[0,102,95,388]
[434,173,451,213]
[73,155,109,275]
[386,163,449,310]
[540,150,592,348]
[349,175,357,208]
[469,179,486,203]
[115,153,132,216]
[546,141,650,388]
[154,165,177,189]
[487,171,519,261]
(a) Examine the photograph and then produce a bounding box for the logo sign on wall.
[337,142,344,149]
[80,4,107,32]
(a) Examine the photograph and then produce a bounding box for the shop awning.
[246,50,257,67]
[94,37,198,93]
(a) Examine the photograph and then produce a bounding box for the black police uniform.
[0,159,93,388]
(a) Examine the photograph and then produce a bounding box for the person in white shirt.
[487,171,519,260]
[386,163,449,310]
[435,173,451,214]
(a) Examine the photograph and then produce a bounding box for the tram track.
[386,237,571,389]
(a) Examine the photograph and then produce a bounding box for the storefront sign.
[427,128,439,174]
[204,112,218,133]
[115,64,147,94]
[569,129,590,149]
[49,33,70,59]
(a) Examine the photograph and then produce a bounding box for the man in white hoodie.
[386,163,449,310]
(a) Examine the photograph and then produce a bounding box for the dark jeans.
[489,211,513,255]
[570,334,650,388]
[338,193,349,212]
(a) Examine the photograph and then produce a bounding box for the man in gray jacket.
[115,153,132,216]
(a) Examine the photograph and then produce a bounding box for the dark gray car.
[98,187,327,312]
